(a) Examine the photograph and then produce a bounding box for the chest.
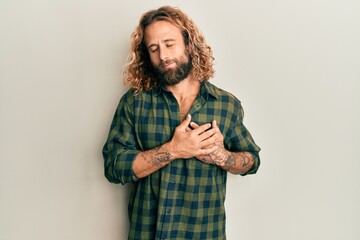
[132,93,230,150]
[178,95,197,121]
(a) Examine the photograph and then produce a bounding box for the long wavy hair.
[124,6,215,93]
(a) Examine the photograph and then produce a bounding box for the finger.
[198,128,217,143]
[189,122,200,129]
[212,119,220,132]
[192,122,212,135]
[211,119,219,128]
[196,154,213,162]
[211,119,225,141]
[199,142,217,149]
[199,136,218,148]
[178,114,192,129]
[198,145,218,155]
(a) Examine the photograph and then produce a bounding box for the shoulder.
[205,81,242,109]
[119,88,154,106]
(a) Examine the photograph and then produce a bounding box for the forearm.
[132,142,177,179]
[216,150,255,175]
[133,115,221,179]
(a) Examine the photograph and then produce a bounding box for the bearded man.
[102,6,261,240]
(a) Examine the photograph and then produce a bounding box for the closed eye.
[149,46,158,53]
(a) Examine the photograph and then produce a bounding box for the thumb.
[212,119,220,131]
[179,114,192,129]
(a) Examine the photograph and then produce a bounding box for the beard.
[153,55,192,86]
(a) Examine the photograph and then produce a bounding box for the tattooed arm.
[132,144,175,179]
[220,152,254,174]
[188,120,255,175]
[133,114,218,179]
[198,146,255,175]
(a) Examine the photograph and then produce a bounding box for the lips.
[162,62,176,69]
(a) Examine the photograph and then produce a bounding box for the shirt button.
[166,208,171,214]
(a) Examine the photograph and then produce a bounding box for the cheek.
[149,53,160,66]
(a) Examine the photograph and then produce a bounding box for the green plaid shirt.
[102,81,261,240]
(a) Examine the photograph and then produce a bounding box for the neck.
[165,77,201,101]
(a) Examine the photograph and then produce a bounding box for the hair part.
[124,6,215,93]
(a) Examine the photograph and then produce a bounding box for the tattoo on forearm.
[224,153,236,167]
[221,152,254,174]
[237,153,254,174]
[154,152,172,163]
[240,154,252,168]
[142,148,172,167]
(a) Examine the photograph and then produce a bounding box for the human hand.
[187,120,230,165]
[169,114,218,159]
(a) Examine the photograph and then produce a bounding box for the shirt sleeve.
[225,102,261,176]
[102,92,140,184]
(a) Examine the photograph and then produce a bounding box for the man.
[102,6,261,240]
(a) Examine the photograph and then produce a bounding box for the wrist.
[164,141,179,159]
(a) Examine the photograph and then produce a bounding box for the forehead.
[144,20,183,45]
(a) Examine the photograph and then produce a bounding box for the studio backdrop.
[1,1,359,239]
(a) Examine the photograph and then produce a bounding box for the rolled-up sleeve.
[225,102,261,176]
[102,92,140,184]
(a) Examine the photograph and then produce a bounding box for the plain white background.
[1,0,359,239]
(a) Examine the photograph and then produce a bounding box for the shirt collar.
[154,81,218,99]
[201,81,218,100]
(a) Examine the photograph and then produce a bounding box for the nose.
[159,46,169,62]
